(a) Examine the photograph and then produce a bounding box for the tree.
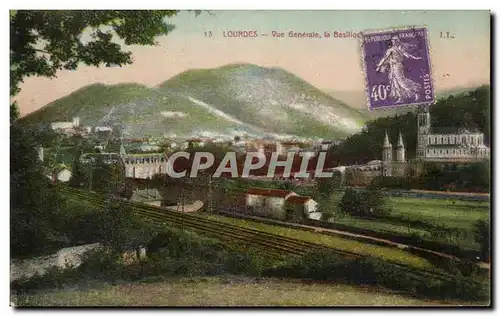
[325,86,490,168]
[69,148,87,188]
[317,195,341,222]
[10,10,203,257]
[315,170,342,199]
[339,187,389,218]
[72,201,156,252]
[10,10,184,120]
[10,123,68,257]
[89,156,122,194]
[474,219,490,262]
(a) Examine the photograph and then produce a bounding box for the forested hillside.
[326,85,490,167]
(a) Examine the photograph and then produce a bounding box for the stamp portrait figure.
[361,26,434,110]
[376,36,423,104]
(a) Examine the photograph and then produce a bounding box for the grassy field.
[204,215,434,269]
[11,276,463,307]
[388,197,489,229]
[231,186,489,249]
[333,196,490,250]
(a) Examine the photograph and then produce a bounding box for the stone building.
[382,130,408,177]
[416,105,490,162]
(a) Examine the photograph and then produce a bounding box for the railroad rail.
[60,186,482,285]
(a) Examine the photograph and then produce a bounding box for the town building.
[317,140,343,152]
[50,117,80,131]
[245,140,278,154]
[416,105,490,162]
[284,195,320,221]
[246,187,297,219]
[48,164,72,183]
[94,126,113,133]
[120,140,168,180]
[245,187,320,221]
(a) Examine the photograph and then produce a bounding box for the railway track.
[60,186,479,285]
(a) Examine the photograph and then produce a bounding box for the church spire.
[383,130,392,148]
[397,131,404,148]
[395,130,405,163]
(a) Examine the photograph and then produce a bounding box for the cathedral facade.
[416,105,490,162]
[345,104,489,186]
[382,130,408,177]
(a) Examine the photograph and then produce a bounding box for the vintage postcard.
[10,10,491,307]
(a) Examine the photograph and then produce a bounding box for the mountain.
[21,63,368,140]
[327,86,482,119]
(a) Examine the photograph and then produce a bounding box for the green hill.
[21,64,369,139]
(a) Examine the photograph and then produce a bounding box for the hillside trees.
[326,86,490,168]
[10,124,68,257]
[11,10,196,257]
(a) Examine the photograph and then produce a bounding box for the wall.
[246,194,286,219]
[125,163,169,179]
[57,169,72,182]
[305,200,318,213]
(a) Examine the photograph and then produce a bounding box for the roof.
[53,164,71,173]
[247,187,295,198]
[286,195,312,204]
[430,127,482,134]
[126,153,165,158]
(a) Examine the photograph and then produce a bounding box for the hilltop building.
[50,117,80,131]
[317,140,343,152]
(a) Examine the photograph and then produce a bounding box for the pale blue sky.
[17,10,490,116]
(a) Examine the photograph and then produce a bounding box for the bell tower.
[417,105,431,159]
[396,131,405,162]
[382,130,392,177]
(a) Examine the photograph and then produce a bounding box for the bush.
[474,219,490,262]
[10,266,79,294]
[64,202,157,253]
[76,249,124,280]
[339,188,390,218]
[262,250,489,303]
[369,176,411,190]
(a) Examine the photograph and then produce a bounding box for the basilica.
[345,105,490,186]
[415,105,490,162]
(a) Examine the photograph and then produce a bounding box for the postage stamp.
[360,26,435,110]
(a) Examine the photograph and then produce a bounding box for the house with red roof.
[245,187,321,221]
[285,195,320,221]
[246,187,297,219]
